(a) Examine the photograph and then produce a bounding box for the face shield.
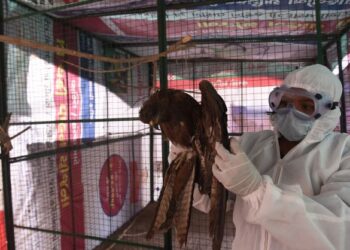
[268,86,338,120]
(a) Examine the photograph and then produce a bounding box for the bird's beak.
[150,116,160,127]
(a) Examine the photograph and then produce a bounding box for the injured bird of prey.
[139,80,232,250]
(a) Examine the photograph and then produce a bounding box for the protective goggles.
[268,86,338,119]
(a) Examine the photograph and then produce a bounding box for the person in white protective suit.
[169,64,350,250]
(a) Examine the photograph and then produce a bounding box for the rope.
[0,34,193,65]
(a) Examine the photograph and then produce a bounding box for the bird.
[139,80,231,250]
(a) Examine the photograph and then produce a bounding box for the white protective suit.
[193,64,350,250]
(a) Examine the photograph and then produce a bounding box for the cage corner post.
[336,36,347,133]
[315,0,324,65]
[157,0,172,249]
[148,62,155,202]
[0,0,15,249]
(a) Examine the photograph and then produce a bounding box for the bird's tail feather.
[173,161,196,247]
[209,178,227,250]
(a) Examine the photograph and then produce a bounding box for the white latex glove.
[213,139,262,197]
[192,183,211,213]
[168,143,191,163]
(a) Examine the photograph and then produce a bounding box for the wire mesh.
[1,0,350,250]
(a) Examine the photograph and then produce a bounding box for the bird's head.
[139,90,170,130]
[140,101,159,129]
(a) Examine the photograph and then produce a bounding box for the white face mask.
[273,108,314,141]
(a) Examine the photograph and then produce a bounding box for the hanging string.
[0,34,193,65]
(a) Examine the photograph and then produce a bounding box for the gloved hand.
[192,183,211,213]
[213,138,262,197]
[168,143,191,163]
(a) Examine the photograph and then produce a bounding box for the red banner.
[70,16,350,40]
[157,75,283,89]
[0,211,6,250]
[54,22,85,250]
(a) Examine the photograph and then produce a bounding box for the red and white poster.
[0,163,7,250]
[53,22,85,250]
[99,155,128,216]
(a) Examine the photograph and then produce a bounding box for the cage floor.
[94,201,235,250]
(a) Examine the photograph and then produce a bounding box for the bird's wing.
[198,80,230,250]
[147,151,196,240]
[146,154,180,239]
